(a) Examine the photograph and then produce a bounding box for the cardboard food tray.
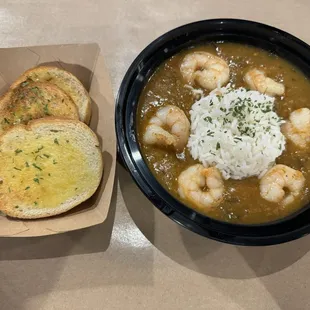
[0,43,116,237]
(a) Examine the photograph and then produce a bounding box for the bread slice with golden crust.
[0,82,79,135]
[0,118,103,219]
[11,66,92,124]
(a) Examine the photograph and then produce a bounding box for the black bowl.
[116,19,310,246]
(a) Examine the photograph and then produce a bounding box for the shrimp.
[244,68,285,96]
[282,108,310,149]
[180,52,230,90]
[143,105,190,152]
[178,164,224,209]
[260,164,305,206]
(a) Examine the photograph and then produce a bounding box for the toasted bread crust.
[0,82,79,135]
[11,66,91,124]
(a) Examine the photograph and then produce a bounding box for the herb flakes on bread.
[0,118,103,219]
[0,82,79,135]
[11,66,92,124]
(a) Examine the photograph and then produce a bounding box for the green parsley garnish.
[43,104,50,115]
[32,163,42,171]
[21,81,29,87]
[204,116,213,123]
[234,137,243,142]
[35,146,44,153]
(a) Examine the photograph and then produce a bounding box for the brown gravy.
[137,43,310,224]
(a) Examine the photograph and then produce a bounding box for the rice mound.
[187,84,286,180]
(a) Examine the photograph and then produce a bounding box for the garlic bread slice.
[0,118,103,219]
[0,82,79,135]
[11,66,91,123]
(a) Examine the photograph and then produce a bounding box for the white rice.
[187,84,286,180]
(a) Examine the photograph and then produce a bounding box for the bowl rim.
[116,18,310,246]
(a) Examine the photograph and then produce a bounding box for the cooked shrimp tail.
[282,108,310,149]
[244,68,285,96]
[260,164,305,206]
[143,105,190,152]
[178,164,224,209]
[180,52,230,90]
